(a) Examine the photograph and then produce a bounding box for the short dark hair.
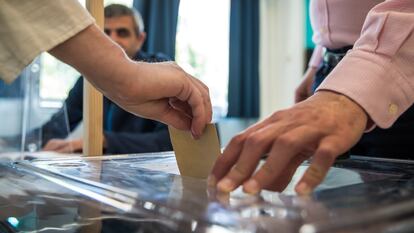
[104,4,145,35]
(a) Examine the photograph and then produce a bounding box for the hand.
[209,91,368,195]
[294,67,318,103]
[110,61,212,139]
[49,25,212,138]
[43,138,83,153]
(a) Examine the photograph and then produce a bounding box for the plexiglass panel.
[0,58,71,155]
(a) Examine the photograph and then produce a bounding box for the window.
[175,0,230,119]
[39,53,80,106]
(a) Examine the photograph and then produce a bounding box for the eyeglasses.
[104,27,132,38]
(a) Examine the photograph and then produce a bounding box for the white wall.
[260,0,305,118]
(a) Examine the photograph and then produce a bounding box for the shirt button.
[388,104,399,115]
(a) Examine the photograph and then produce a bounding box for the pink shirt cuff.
[316,49,413,129]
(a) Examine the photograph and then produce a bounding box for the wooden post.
[83,0,104,156]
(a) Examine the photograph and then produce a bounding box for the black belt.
[323,45,353,67]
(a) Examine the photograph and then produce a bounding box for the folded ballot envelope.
[168,124,220,179]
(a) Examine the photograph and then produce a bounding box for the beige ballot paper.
[168,124,220,179]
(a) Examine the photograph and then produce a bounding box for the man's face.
[104,16,146,58]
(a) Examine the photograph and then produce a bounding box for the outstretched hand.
[210,91,368,195]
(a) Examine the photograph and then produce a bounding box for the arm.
[49,25,211,138]
[1,0,211,138]
[211,0,413,195]
[294,44,323,103]
[318,0,414,129]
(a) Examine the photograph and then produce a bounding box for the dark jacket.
[41,51,172,154]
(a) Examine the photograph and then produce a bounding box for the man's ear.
[138,32,147,44]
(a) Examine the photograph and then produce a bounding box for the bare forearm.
[48,23,211,136]
[48,24,133,102]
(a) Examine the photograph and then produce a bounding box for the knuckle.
[217,153,233,164]
[230,134,246,145]
[270,110,287,121]
[198,80,209,91]
[269,112,281,121]
[245,134,264,148]
[317,146,336,161]
[305,165,326,182]
[261,162,275,175]
[232,165,249,178]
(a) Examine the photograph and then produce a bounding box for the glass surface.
[0,152,413,232]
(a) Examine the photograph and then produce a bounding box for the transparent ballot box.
[0,152,413,233]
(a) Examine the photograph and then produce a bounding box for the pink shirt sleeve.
[317,0,414,129]
[308,45,323,68]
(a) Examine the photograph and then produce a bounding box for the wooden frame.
[83,0,104,156]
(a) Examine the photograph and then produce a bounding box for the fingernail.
[296,182,312,196]
[207,175,217,187]
[191,128,200,140]
[217,178,235,193]
[243,179,260,194]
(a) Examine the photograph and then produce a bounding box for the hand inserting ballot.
[49,25,212,139]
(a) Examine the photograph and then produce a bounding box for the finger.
[294,89,304,103]
[56,144,72,153]
[243,126,322,194]
[53,141,74,153]
[155,100,193,130]
[216,121,287,192]
[261,152,310,192]
[187,76,210,138]
[169,98,192,118]
[177,79,206,138]
[295,136,343,195]
[209,117,277,187]
[43,142,55,151]
[43,140,65,151]
[191,76,212,123]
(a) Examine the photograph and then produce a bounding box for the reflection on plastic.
[0,152,412,232]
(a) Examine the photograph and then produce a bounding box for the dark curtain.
[133,0,180,59]
[227,0,260,118]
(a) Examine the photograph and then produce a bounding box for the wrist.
[314,90,369,129]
